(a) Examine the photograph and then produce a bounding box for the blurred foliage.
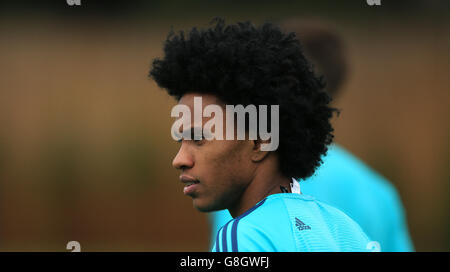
[38,131,83,189]
[112,127,160,192]
[35,127,160,194]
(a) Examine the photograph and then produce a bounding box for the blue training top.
[212,193,371,252]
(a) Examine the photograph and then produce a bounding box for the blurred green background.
[0,0,449,251]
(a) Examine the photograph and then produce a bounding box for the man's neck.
[228,164,291,218]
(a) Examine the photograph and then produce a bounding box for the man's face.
[172,93,256,212]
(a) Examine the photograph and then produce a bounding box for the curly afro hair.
[150,18,336,180]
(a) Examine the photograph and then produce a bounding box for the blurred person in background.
[208,19,414,252]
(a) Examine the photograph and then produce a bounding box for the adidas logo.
[295,217,311,231]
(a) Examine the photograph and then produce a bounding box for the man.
[150,19,371,251]
[208,21,414,252]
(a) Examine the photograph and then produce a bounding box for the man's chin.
[192,199,224,213]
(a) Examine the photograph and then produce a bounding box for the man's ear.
[251,139,271,162]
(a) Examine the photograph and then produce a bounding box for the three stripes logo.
[295,217,311,231]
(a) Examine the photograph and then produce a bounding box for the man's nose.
[172,144,194,170]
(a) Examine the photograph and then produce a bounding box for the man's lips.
[180,174,200,196]
[180,174,200,184]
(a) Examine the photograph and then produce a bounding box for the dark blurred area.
[0,0,449,251]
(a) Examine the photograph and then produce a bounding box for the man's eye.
[193,136,205,144]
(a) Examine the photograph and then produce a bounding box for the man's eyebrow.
[179,126,203,140]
